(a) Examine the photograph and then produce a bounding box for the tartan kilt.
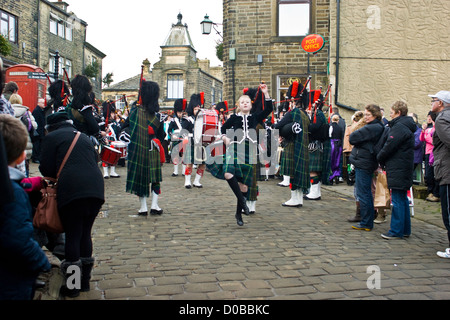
[308,139,332,183]
[309,147,324,172]
[126,108,162,198]
[280,140,294,176]
[207,140,255,187]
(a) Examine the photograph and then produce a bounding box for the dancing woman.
[210,83,273,226]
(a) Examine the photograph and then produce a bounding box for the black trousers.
[440,184,450,247]
[59,198,103,262]
[425,154,439,197]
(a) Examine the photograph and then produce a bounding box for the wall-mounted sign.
[301,34,325,54]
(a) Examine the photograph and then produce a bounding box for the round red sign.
[301,34,325,54]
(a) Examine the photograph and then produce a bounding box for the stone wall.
[223,0,330,108]
[329,0,450,123]
[0,0,38,65]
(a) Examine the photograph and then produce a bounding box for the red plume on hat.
[183,99,187,111]
[243,88,249,95]
[224,101,228,112]
[291,81,299,99]
[200,92,205,106]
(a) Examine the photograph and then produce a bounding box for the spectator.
[0,114,51,300]
[10,93,37,176]
[0,63,14,116]
[31,98,47,163]
[349,104,384,231]
[408,113,424,181]
[377,101,416,239]
[329,114,344,184]
[39,112,105,297]
[420,111,440,202]
[343,111,364,221]
[428,91,450,258]
[3,81,18,101]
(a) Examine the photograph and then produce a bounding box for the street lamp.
[200,14,223,38]
[201,14,213,35]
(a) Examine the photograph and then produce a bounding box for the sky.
[66,0,223,85]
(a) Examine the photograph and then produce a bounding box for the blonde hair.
[331,114,339,122]
[9,93,23,105]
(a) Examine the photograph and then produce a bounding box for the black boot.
[60,259,82,298]
[235,199,244,226]
[80,257,95,292]
[226,176,249,216]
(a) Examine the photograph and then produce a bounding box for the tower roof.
[161,13,196,51]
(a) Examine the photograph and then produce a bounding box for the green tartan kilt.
[207,140,255,187]
[280,140,294,176]
[309,146,324,172]
[126,146,162,197]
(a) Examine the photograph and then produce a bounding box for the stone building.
[222,0,449,121]
[222,0,334,113]
[0,0,105,96]
[102,13,223,112]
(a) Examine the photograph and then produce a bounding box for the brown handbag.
[33,132,81,233]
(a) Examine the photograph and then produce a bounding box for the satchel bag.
[33,132,81,233]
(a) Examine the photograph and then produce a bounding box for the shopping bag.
[374,171,390,208]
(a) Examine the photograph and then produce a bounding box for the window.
[57,21,65,38]
[66,22,73,41]
[276,75,308,105]
[167,74,184,99]
[1,10,17,43]
[115,95,125,112]
[49,53,71,79]
[50,17,57,35]
[50,14,72,41]
[278,0,310,37]
[65,59,72,78]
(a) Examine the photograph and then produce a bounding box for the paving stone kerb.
[30,163,450,300]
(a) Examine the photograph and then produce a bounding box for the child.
[0,114,50,300]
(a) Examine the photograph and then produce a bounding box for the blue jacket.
[0,167,50,300]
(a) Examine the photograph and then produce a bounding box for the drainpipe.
[335,0,357,111]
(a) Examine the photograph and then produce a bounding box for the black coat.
[32,106,46,137]
[377,115,416,190]
[39,123,104,208]
[349,119,384,172]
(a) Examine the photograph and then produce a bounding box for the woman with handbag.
[39,112,104,297]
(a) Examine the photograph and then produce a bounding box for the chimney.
[53,1,68,12]
[142,59,151,80]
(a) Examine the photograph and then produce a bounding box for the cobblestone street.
[31,162,450,302]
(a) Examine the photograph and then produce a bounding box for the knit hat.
[45,111,73,131]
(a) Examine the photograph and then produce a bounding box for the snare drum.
[194,109,220,145]
[100,145,122,166]
[111,141,127,159]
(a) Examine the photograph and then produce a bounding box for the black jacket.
[349,119,384,172]
[377,115,416,190]
[39,123,104,208]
